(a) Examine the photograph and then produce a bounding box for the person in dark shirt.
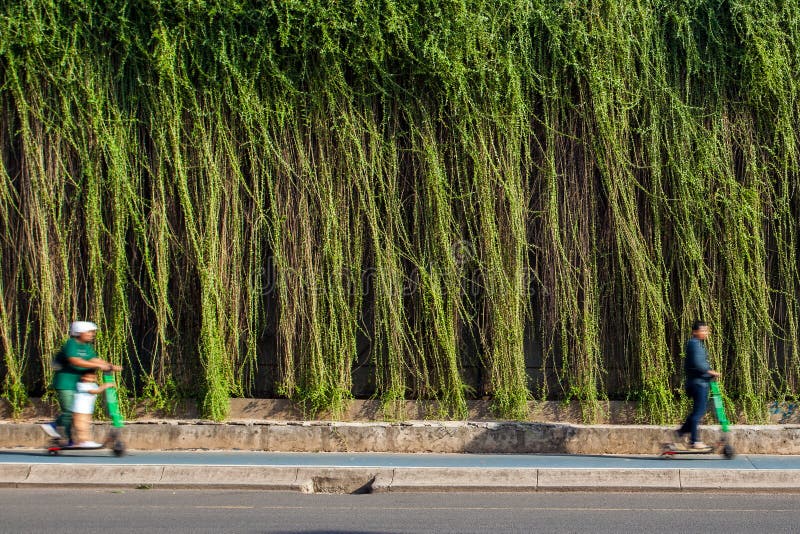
[675,320,720,449]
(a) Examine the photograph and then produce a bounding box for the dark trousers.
[679,381,708,444]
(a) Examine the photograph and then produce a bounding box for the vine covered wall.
[1,0,798,422]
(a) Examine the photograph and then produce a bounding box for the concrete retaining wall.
[2,421,799,454]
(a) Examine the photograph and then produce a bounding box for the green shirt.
[52,338,97,390]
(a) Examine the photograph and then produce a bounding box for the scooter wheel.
[48,449,58,456]
[722,443,735,460]
[113,442,126,457]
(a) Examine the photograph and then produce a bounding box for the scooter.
[661,380,735,459]
[46,372,126,457]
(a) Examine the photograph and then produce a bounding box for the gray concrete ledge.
[2,464,800,493]
[1,421,799,455]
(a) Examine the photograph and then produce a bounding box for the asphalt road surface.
[1,489,799,533]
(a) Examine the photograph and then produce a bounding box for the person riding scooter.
[675,320,720,449]
[41,321,122,444]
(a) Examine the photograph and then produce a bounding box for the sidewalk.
[2,450,800,493]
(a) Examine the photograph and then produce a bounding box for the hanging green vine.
[0,0,798,422]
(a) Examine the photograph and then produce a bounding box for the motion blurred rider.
[675,320,720,449]
[41,321,121,444]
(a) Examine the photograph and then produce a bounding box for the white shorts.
[72,382,98,414]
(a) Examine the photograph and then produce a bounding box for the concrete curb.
[2,421,800,455]
[2,464,800,492]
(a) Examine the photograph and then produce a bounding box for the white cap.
[69,321,98,337]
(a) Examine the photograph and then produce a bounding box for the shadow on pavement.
[0,449,49,457]
[271,531,387,534]
[542,453,667,461]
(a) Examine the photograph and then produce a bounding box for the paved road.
[2,449,800,469]
[1,488,799,533]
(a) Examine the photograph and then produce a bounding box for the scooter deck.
[47,444,105,452]
[47,438,125,456]
[661,443,715,455]
[661,439,734,459]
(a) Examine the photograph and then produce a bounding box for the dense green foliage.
[1,0,798,422]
